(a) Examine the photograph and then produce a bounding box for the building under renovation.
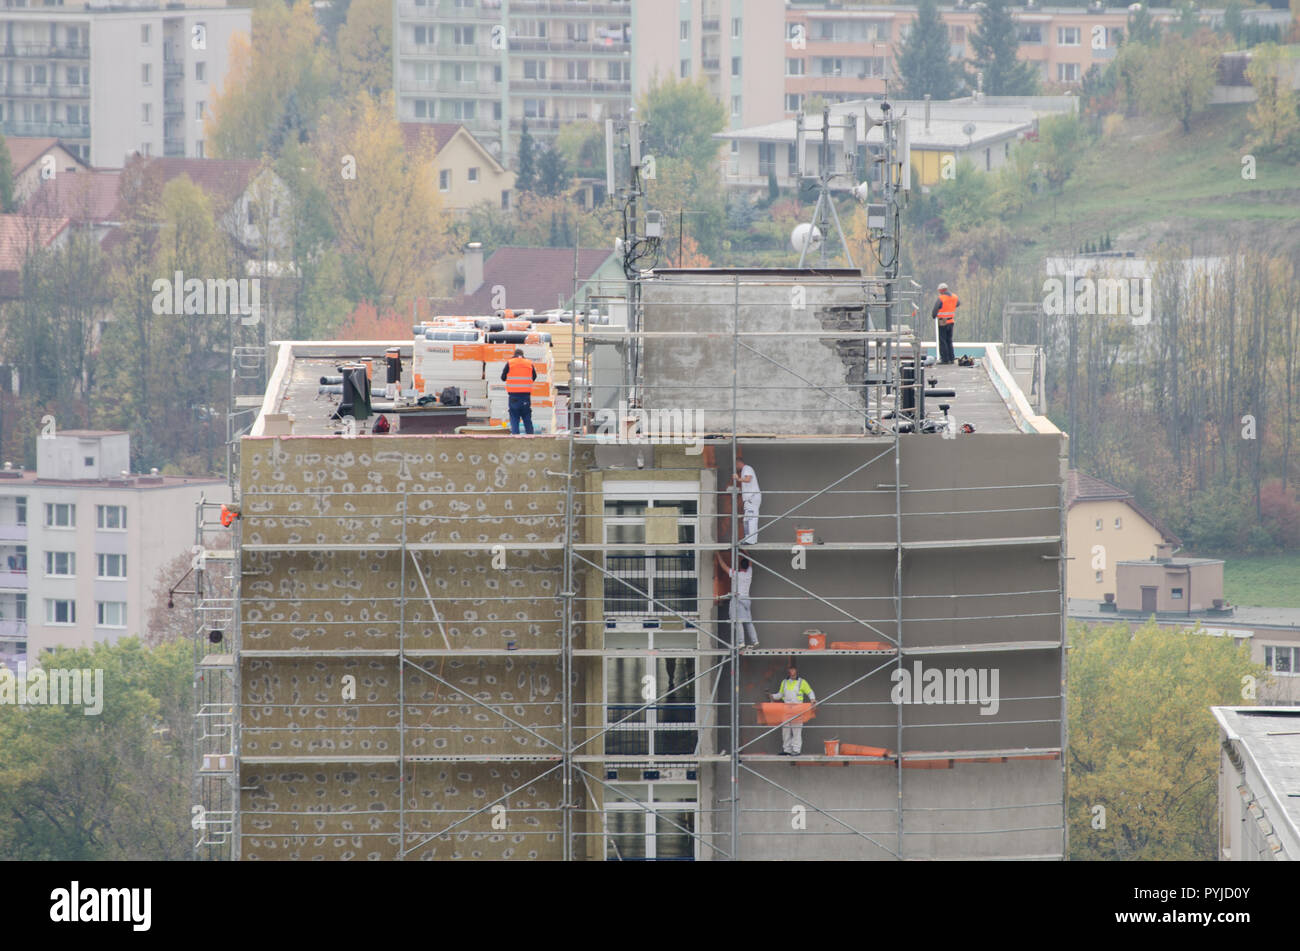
[193,267,1068,860]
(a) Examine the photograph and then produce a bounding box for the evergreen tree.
[968,0,1039,96]
[516,119,537,193]
[896,0,964,100]
[535,146,568,197]
[1127,3,1161,46]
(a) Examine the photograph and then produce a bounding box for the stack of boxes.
[410,316,561,432]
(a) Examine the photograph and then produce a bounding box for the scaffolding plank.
[902,640,1061,655]
[199,653,235,667]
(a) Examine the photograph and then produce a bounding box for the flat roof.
[1117,557,1225,567]
[257,338,1050,439]
[1068,598,1300,632]
[1212,707,1300,856]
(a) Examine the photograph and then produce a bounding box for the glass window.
[141,24,151,44]
[730,95,741,117]
[1114,516,1122,529]
[15,497,25,526]
[1095,571,1103,583]
[439,169,451,191]
[602,493,698,617]
[45,551,75,577]
[785,58,804,77]
[141,64,151,84]
[605,784,698,861]
[467,167,479,183]
[785,93,802,113]
[45,503,75,528]
[96,601,126,627]
[96,505,127,530]
[680,59,690,79]
[1170,587,1183,600]
[731,17,742,39]
[96,553,127,579]
[1265,646,1296,674]
[1094,518,1102,530]
[45,599,76,624]
[196,61,206,82]
[731,56,741,77]
[1058,26,1081,46]
[679,21,689,40]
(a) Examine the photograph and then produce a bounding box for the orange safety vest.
[505,356,534,394]
[937,291,959,326]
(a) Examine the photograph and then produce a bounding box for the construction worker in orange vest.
[932,282,959,365]
[501,347,537,434]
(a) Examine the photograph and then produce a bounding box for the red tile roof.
[1067,469,1181,545]
[4,136,82,175]
[0,214,69,270]
[20,169,123,223]
[1065,469,1132,507]
[400,122,464,155]
[451,246,617,314]
[136,157,263,205]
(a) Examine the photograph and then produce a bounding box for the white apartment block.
[0,430,226,664]
[394,0,633,162]
[632,0,786,130]
[0,2,251,167]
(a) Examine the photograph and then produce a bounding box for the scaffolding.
[193,270,1068,861]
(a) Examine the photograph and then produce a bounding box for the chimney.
[924,94,931,134]
[463,242,484,296]
[1155,542,1174,563]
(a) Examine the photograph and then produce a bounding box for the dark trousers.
[938,321,955,363]
[508,393,534,434]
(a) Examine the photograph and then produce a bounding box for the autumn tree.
[1138,33,1220,133]
[1068,619,1260,860]
[314,92,449,307]
[207,0,332,159]
[0,135,13,212]
[336,301,410,340]
[638,75,727,177]
[0,639,195,859]
[1246,42,1300,153]
[335,0,392,97]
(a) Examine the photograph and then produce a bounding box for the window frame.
[45,598,76,625]
[45,502,75,529]
[45,551,75,577]
[96,600,127,628]
[96,553,127,580]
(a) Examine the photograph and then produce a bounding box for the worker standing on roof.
[932,282,959,365]
[772,665,815,755]
[730,457,761,544]
[502,347,537,435]
[715,552,759,648]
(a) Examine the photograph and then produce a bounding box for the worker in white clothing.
[715,552,758,648]
[730,458,761,544]
[772,665,816,755]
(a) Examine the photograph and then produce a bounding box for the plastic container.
[807,631,826,650]
[839,743,889,757]
[795,528,814,545]
[824,739,840,756]
[755,702,815,726]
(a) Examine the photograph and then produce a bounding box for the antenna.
[795,104,858,268]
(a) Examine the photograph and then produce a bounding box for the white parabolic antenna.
[791,223,823,254]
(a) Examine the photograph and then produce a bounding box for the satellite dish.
[962,122,977,137]
[791,223,823,254]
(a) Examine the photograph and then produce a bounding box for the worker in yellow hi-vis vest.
[772,665,816,755]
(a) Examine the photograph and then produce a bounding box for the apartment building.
[631,0,787,128]
[0,430,226,665]
[1213,706,1300,861]
[781,4,1291,115]
[0,3,250,167]
[195,265,1068,861]
[394,0,634,162]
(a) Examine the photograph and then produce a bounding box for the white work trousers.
[732,597,758,646]
[782,722,803,755]
[742,497,760,544]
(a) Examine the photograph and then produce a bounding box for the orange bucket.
[795,528,814,545]
[807,631,826,650]
[824,739,840,756]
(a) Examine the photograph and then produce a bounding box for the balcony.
[400,41,494,56]
[398,0,502,19]
[0,569,27,590]
[163,98,184,117]
[0,119,89,139]
[0,619,26,637]
[2,43,89,59]
[510,115,561,130]
[701,57,719,71]
[405,77,500,94]
[163,61,183,79]
[509,0,629,14]
[701,19,720,33]
[0,524,25,541]
[509,37,629,55]
[509,77,630,94]
[1092,46,1116,60]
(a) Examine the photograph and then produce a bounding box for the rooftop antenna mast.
[795,104,861,268]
